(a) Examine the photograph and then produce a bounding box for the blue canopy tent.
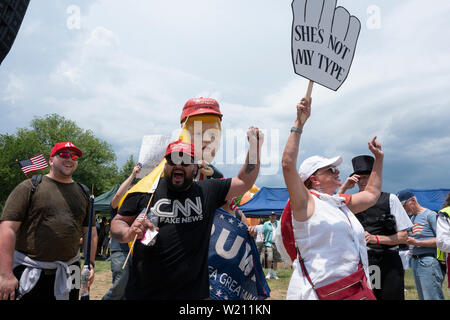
[239,187,289,217]
[396,188,450,212]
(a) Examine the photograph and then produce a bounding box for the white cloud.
[3,74,25,104]
[85,26,120,47]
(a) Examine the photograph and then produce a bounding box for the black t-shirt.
[119,177,231,300]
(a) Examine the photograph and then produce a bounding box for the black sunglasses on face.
[165,157,195,167]
[57,152,79,161]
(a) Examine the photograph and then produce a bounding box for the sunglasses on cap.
[57,152,79,161]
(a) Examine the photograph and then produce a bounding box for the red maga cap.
[50,141,83,157]
[180,97,222,123]
[165,140,195,158]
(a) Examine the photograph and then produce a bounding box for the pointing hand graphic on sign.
[291,0,361,91]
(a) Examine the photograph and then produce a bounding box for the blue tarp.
[239,187,289,217]
[397,188,450,212]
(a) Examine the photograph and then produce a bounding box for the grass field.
[89,258,449,300]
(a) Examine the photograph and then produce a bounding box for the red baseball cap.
[50,142,83,158]
[180,97,223,123]
[164,140,195,158]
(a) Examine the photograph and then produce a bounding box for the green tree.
[0,114,120,208]
[118,155,138,182]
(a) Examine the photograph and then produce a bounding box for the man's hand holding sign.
[292,0,361,97]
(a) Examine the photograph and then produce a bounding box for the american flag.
[18,153,49,174]
[411,223,425,236]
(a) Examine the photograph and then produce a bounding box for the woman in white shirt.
[277,97,383,300]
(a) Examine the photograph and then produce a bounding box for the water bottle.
[80,264,90,298]
[140,207,159,246]
[147,207,159,246]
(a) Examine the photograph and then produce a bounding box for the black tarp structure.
[0,0,30,65]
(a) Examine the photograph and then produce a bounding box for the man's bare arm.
[0,221,21,300]
[111,213,154,243]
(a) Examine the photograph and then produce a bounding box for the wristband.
[375,235,379,245]
[290,127,303,134]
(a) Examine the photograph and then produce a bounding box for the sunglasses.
[166,157,194,167]
[317,166,338,175]
[57,152,79,161]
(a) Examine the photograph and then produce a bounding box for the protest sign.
[209,209,270,300]
[291,0,361,91]
[137,135,171,178]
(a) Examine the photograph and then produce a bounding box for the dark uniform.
[356,192,405,300]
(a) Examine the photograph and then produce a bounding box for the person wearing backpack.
[0,142,97,300]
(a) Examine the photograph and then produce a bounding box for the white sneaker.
[265,274,271,280]
[272,275,279,280]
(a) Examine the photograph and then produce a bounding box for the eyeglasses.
[57,152,79,161]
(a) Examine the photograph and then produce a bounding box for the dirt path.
[90,271,112,300]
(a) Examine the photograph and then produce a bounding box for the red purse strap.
[296,247,315,289]
[297,247,364,292]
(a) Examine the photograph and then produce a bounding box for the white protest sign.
[291,0,361,91]
[137,135,171,178]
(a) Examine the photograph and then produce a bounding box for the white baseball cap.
[299,155,343,182]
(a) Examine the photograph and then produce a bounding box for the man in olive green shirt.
[0,142,97,300]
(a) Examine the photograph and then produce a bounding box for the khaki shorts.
[266,244,282,263]
[256,241,265,254]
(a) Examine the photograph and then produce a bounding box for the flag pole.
[80,186,95,300]
[121,191,156,270]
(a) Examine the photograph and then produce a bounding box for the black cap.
[350,155,374,177]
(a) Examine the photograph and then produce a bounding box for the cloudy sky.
[1,0,450,194]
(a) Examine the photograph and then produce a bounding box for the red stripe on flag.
[19,153,49,174]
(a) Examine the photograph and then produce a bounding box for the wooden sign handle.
[300,80,314,124]
[305,80,314,101]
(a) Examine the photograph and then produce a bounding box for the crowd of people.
[0,97,449,301]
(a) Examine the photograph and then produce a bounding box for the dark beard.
[164,174,194,192]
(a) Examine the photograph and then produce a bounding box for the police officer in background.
[338,155,413,300]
